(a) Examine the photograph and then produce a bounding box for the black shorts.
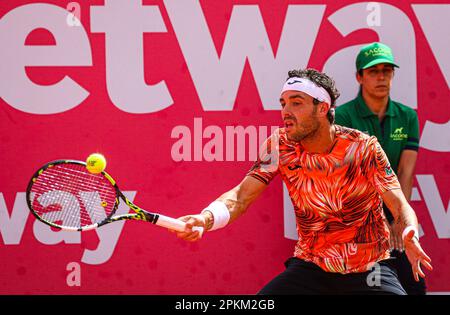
[258,257,407,295]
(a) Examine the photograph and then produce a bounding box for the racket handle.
[156,214,204,235]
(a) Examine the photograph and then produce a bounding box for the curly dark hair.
[286,68,340,124]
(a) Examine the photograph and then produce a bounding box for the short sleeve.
[404,111,419,151]
[364,137,401,194]
[246,129,280,185]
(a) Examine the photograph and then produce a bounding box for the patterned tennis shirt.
[247,125,401,274]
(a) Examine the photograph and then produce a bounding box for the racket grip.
[156,214,204,235]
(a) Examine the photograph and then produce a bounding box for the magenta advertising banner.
[1,0,449,294]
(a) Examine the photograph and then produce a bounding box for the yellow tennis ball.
[86,153,107,174]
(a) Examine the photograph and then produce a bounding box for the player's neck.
[300,123,336,154]
[361,90,389,122]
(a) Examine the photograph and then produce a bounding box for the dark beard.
[289,107,320,142]
[290,122,320,142]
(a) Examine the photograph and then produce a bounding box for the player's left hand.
[404,230,433,282]
[388,221,404,252]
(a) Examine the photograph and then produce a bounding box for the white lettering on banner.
[164,0,324,110]
[283,175,448,240]
[413,5,450,88]
[0,191,136,265]
[416,175,450,238]
[325,2,417,108]
[0,3,91,114]
[0,193,29,244]
[34,220,81,245]
[32,191,112,245]
[81,191,134,265]
[33,189,81,244]
[35,190,81,230]
[79,192,109,223]
[413,5,450,153]
[170,118,279,162]
[0,2,448,123]
[90,0,172,114]
[420,121,450,152]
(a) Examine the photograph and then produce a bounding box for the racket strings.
[40,167,116,197]
[30,163,117,228]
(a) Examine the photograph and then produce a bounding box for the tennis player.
[174,68,432,294]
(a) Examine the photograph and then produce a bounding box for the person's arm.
[213,175,268,224]
[390,111,420,249]
[397,150,417,201]
[382,189,433,281]
[174,129,280,241]
[389,149,418,250]
[174,176,268,241]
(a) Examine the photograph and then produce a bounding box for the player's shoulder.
[335,125,374,143]
[335,125,379,155]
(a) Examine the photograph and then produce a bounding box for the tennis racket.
[26,160,202,234]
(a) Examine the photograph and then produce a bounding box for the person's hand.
[404,229,433,281]
[169,214,206,242]
[388,221,404,252]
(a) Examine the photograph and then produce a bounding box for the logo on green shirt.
[390,127,407,141]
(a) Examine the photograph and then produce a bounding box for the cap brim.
[362,59,399,69]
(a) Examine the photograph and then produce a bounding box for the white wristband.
[201,201,230,231]
[402,225,419,241]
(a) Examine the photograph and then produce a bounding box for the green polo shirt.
[335,92,419,173]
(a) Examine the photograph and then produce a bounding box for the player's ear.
[320,102,330,116]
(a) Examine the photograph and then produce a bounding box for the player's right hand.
[170,214,206,242]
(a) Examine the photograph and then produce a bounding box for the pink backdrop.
[1,0,449,294]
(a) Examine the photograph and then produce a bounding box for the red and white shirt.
[247,125,400,274]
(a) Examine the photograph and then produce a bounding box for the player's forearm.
[202,187,252,230]
[382,189,418,232]
[394,203,419,232]
[201,176,267,231]
[217,188,250,224]
[398,171,413,201]
[397,149,418,202]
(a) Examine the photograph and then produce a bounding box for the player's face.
[357,63,394,99]
[280,90,320,142]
